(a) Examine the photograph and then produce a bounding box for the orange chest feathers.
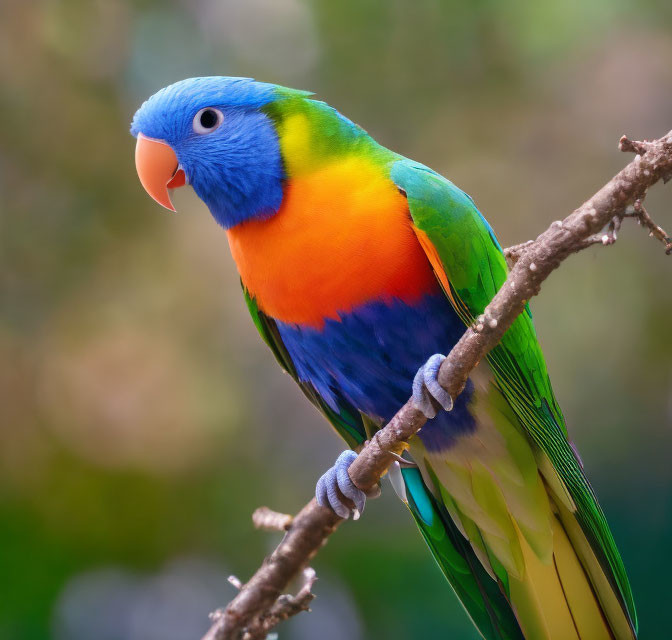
[226,156,438,327]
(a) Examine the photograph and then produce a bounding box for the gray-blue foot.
[412,353,454,419]
[315,450,368,520]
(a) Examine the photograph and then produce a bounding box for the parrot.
[131,77,637,640]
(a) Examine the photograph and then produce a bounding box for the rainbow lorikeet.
[131,77,637,640]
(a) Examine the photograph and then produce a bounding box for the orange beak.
[134,133,186,211]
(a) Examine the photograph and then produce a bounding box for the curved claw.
[315,450,368,520]
[412,353,454,419]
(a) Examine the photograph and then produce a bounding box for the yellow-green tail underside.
[402,467,636,640]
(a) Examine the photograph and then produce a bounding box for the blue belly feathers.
[276,293,476,451]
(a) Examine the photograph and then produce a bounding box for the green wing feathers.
[392,159,637,638]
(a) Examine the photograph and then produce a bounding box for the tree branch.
[202,129,672,640]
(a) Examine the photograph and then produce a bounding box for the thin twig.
[203,128,672,640]
[619,135,649,155]
[227,576,244,590]
[252,507,294,532]
[630,199,672,254]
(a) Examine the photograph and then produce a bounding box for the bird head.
[130,76,304,228]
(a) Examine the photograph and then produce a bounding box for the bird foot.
[316,450,370,520]
[412,353,454,418]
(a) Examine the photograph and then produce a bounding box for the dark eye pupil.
[200,109,218,129]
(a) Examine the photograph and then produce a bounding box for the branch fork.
[207,567,317,640]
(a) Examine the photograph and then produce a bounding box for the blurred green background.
[2,1,672,638]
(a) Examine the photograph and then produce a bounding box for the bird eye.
[193,108,224,134]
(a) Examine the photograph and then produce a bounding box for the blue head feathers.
[131,77,293,228]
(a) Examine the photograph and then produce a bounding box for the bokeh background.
[2,1,672,638]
